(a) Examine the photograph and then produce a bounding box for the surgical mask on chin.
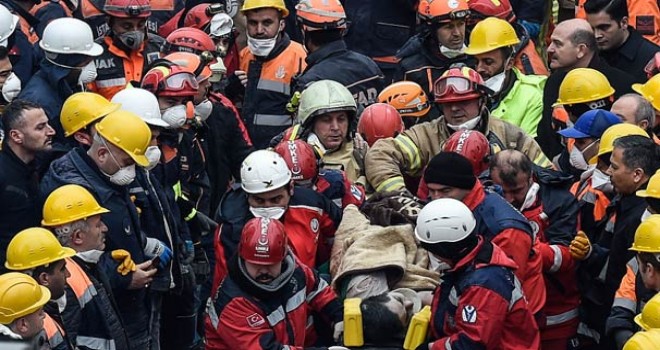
[439,44,466,59]
[641,209,653,222]
[2,72,21,102]
[569,146,589,171]
[591,168,611,189]
[194,99,213,121]
[520,182,540,211]
[250,206,286,220]
[247,32,278,57]
[447,116,481,131]
[144,146,161,171]
[118,30,145,51]
[78,61,98,85]
[483,71,506,94]
[162,105,188,129]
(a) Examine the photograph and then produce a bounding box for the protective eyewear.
[163,72,199,91]
[434,76,477,97]
[205,3,225,16]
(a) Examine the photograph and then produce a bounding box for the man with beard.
[0,99,55,267]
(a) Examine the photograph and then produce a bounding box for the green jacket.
[491,68,546,137]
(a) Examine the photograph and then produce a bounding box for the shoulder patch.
[461,305,477,324]
[246,313,265,328]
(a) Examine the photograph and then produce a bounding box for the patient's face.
[383,291,415,326]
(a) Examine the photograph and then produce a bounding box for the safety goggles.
[163,72,199,91]
[421,9,470,25]
[434,76,477,97]
[398,101,430,116]
[206,3,225,16]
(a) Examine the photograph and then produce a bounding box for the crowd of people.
[1,0,660,349]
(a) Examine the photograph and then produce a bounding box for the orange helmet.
[442,130,490,175]
[378,81,430,118]
[434,66,486,103]
[163,28,215,56]
[357,103,404,146]
[273,139,319,185]
[467,0,516,26]
[141,64,199,98]
[239,218,288,265]
[103,0,151,18]
[183,3,227,30]
[295,0,347,31]
[418,0,469,24]
[163,52,212,83]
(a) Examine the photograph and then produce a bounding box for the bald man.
[611,94,657,132]
[537,18,636,158]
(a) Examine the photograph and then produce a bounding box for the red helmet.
[163,28,216,56]
[183,3,227,30]
[273,140,319,184]
[467,0,516,26]
[442,130,490,176]
[434,66,485,103]
[239,217,288,265]
[103,0,151,18]
[141,65,199,98]
[357,103,404,146]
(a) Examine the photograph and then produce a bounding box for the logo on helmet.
[263,180,274,188]
[448,0,460,9]
[255,218,271,256]
[288,141,302,176]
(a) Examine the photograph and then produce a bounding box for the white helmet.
[415,198,476,244]
[111,88,169,128]
[39,18,103,56]
[0,5,18,48]
[209,13,234,38]
[241,150,292,194]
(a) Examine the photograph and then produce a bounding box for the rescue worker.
[415,198,541,350]
[59,92,120,149]
[570,129,657,343]
[162,27,216,57]
[577,0,660,46]
[611,94,658,139]
[0,100,55,267]
[29,0,74,38]
[377,81,432,128]
[5,227,78,350]
[631,73,660,135]
[634,292,660,331]
[0,45,19,116]
[365,66,549,194]
[286,80,368,186]
[205,217,344,350]
[211,150,341,293]
[0,273,50,345]
[490,150,581,349]
[293,0,384,108]
[273,139,365,209]
[585,0,660,83]
[225,0,307,149]
[624,330,660,349]
[342,0,417,83]
[18,18,103,147]
[0,3,37,89]
[464,17,546,137]
[466,0,548,76]
[0,0,39,44]
[87,0,164,100]
[357,103,404,147]
[41,184,132,350]
[421,152,546,319]
[395,0,471,115]
[538,19,636,158]
[40,111,163,349]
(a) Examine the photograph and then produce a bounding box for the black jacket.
[535,166,580,245]
[538,55,637,158]
[0,145,41,267]
[601,28,660,83]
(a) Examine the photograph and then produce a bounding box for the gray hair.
[53,219,90,247]
[624,93,657,126]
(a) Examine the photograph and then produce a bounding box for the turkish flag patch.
[246,313,266,328]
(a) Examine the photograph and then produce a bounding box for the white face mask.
[591,168,611,189]
[520,182,540,211]
[78,60,98,85]
[483,71,507,94]
[247,31,279,57]
[2,72,21,102]
[439,44,466,59]
[642,208,653,222]
[194,99,213,121]
[101,137,137,186]
[144,146,161,171]
[250,206,286,220]
[569,146,589,171]
[162,105,188,129]
[447,116,481,131]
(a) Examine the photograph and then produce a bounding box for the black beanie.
[424,152,476,189]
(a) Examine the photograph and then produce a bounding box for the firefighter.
[0,273,50,344]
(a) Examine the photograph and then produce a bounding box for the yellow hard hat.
[623,330,660,350]
[632,73,660,112]
[241,0,289,17]
[464,17,520,55]
[635,292,660,330]
[94,110,151,167]
[61,92,120,137]
[553,68,615,107]
[630,215,660,253]
[5,227,76,270]
[42,184,110,227]
[637,171,660,199]
[590,123,649,164]
[0,273,50,324]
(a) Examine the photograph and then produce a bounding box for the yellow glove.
[111,249,137,276]
[569,231,592,261]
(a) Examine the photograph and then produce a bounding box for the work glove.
[192,243,211,284]
[569,231,592,260]
[194,211,219,236]
[333,321,344,343]
[181,240,195,265]
[144,237,173,269]
[387,192,423,223]
[111,249,137,276]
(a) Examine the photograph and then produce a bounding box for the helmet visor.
[164,72,199,91]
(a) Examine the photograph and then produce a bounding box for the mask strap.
[100,136,124,169]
